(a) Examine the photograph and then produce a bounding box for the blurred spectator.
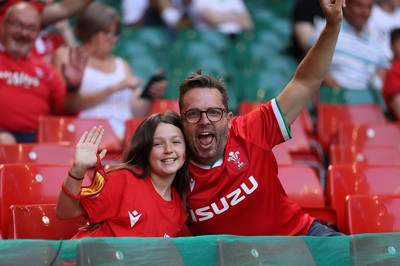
[311,0,389,90]
[188,0,253,39]
[0,2,82,144]
[0,1,82,63]
[367,0,400,60]
[121,0,148,27]
[32,0,78,63]
[383,28,400,120]
[289,0,325,63]
[52,2,167,142]
[122,0,190,29]
[32,19,77,63]
[0,0,93,27]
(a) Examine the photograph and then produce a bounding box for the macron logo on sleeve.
[128,210,142,227]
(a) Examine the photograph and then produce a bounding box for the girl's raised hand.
[73,126,107,171]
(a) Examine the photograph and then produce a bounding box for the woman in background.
[53,2,166,141]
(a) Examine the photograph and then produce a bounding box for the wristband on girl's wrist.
[61,183,81,200]
[68,171,84,181]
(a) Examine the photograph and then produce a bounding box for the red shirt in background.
[383,60,400,117]
[0,46,66,132]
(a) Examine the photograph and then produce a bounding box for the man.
[0,2,84,143]
[367,0,400,60]
[312,0,389,90]
[0,0,87,63]
[178,0,346,236]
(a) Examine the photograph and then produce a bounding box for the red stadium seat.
[317,103,386,152]
[272,145,293,164]
[0,143,75,165]
[298,107,314,136]
[346,195,400,234]
[237,101,262,116]
[238,101,314,135]
[0,163,91,239]
[281,118,312,154]
[148,99,180,115]
[337,122,400,147]
[329,144,400,165]
[123,117,145,147]
[326,164,400,234]
[238,101,323,169]
[281,118,325,178]
[238,101,315,143]
[303,207,338,231]
[8,203,87,240]
[278,164,325,208]
[37,116,122,161]
[124,99,180,146]
[123,100,179,147]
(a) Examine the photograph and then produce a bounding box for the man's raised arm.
[41,0,92,26]
[277,0,345,126]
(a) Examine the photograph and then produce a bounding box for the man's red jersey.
[0,46,66,132]
[187,99,314,236]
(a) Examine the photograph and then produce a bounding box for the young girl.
[56,111,191,237]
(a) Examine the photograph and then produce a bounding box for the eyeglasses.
[182,108,227,124]
[6,20,40,34]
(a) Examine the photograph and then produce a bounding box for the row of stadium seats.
[0,160,399,239]
[311,85,400,234]
[1,99,400,238]
[3,232,400,265]
[0,162,324,239]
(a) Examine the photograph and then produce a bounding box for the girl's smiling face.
[149,122,186,180]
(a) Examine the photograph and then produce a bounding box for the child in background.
[383,28,400,120]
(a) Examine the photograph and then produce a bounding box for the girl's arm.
[56,126,107,219]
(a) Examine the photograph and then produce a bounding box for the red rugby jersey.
[187,99,314,236]
[77,169,190,238]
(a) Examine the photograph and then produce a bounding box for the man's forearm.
[41,0,93,26]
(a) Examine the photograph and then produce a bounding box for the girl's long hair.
[109,111,189,205]
[83,111,190,232]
